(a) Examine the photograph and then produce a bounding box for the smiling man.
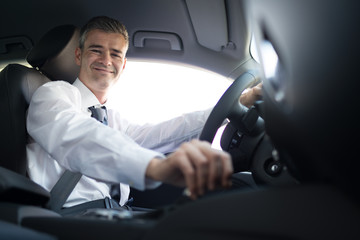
[26,16,239,213]
[75,28,128,104]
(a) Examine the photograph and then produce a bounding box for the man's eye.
[91,49,101,54]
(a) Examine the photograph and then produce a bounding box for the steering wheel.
[199,72,260,143]
[200,72,297,186]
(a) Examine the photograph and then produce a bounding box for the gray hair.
[79,16,129,50]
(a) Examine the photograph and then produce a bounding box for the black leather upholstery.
[0,166,50,206]
[0,25,83,228]
[0,64,49,175]
[0,25,82,228]
[0,220,56,240]
[0,24,80,175]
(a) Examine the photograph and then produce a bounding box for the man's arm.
[120,109,212,154]
[27,81,164,190]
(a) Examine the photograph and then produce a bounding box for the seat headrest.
[26,24,80,83]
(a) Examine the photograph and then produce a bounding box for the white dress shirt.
[26,79,211,207]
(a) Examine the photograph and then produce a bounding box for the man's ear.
[75,47,81,66]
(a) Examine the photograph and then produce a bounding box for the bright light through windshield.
[107,61,231,150]
[108,61,231,125]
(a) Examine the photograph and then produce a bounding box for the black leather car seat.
[0,26,80,235]
[0,24,79,177]
[0,65,49,175]
[0,24,80,211]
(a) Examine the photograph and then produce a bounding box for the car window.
[108,60,232,148]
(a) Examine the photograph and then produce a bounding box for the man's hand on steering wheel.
[240,83,263,108]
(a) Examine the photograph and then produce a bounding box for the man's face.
[75,29,128,97]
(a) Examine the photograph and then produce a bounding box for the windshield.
[109,61,231,124]
[108,61,231,149]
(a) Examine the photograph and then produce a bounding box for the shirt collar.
[73,78,103,110]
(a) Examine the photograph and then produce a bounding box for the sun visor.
[186,0,228,52]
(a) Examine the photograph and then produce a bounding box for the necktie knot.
[88,106,108,125]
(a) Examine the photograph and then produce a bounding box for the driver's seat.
[0,24,80,177]
[0,25,80,217]
[0,64,49,176]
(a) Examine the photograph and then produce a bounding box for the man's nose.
[99,52,112,66]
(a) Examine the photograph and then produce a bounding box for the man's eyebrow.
[88,44,123,54]
[88,44,103,49]
[112,48,123,54]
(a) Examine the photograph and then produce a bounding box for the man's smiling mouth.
[93,67,114,74]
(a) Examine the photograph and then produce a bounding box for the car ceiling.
[0,0,256,79]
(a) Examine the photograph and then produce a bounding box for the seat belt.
[46,170,82,212]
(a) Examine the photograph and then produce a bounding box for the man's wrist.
[145,157,163,181]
